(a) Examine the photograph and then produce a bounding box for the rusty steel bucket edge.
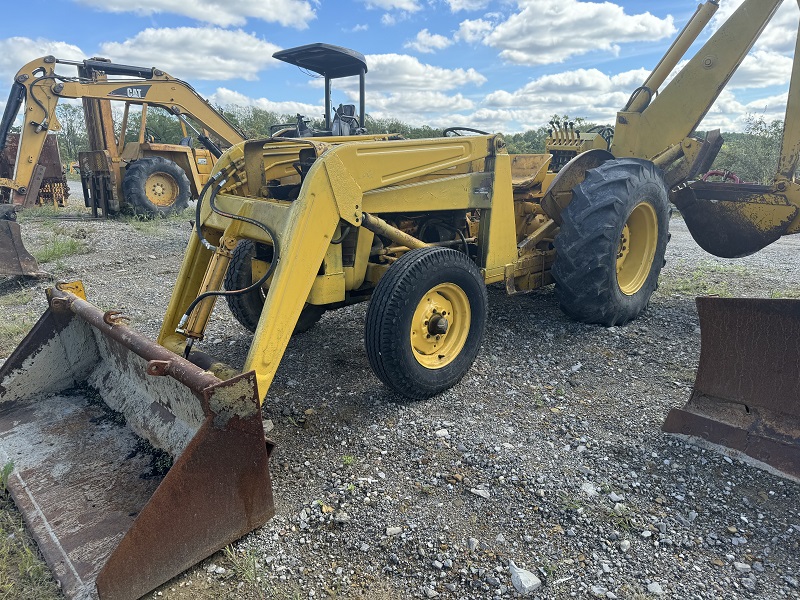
[0,284,275,600]
[662,296,800,482]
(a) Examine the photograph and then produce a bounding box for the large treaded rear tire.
[224,239,324,334]
[552,158,669,326]
[122,157,191,217]
[365,247,487,400]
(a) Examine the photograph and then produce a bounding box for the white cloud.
[99,28,280,81]
[455,19,493,43]
[208,87,323,118]
[350,24,369,32]
[446,0,489,11]
[362,0,421,10]
[462,0,675,66]
[729,50,793,89]
[75,0,316,29]
[360,54,486,91]
[711,0,798,54]
[0,37,85,82]
[367,91,475,124]
[482,67,643,126]
[405,29,453,53]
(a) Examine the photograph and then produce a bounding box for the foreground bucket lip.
[662,296,800,482]
[0,284,275,600]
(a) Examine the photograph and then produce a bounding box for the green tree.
[54,104,89,161]
[713,114,783,184]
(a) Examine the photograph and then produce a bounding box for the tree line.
[51,104,784,185]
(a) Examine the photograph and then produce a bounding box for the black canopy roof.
[273,43,367,79]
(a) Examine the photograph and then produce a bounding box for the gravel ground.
[2,201,800,600]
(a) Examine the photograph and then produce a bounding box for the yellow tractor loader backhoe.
[0,5,797,597]
[0,55,246,217]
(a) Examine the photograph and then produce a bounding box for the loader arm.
[0,56,246,205]
[158,134,505,401]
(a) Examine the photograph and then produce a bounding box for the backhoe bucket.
[671,181,798,258]
[0,212,43,277]
[662,297,800,481]
[0,284,275,600]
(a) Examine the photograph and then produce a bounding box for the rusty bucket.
[662,296,800,481]
[0,283,275,599]
[0,206,43,278]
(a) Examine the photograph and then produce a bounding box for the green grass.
[658,260,750,297]
[0,488,60,600]
[0,314,37,358]
[221,546,270,600]
[770,287,800,299]
[31,236,87,264]
[0,290,33,307]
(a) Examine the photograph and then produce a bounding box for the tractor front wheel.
[122,157,191,217]
[224,239,325,334]
[552,158,670,326]
[365,247,487,400]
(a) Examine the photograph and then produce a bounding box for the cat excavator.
[0,55,247,277]
[0,2,799,598]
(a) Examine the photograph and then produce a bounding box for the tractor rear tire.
[122,157,191,217]
[224,239,325,334]
[365,247,487,400]
[552,158,669,326]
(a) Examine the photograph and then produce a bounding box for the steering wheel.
[443,126,490,137]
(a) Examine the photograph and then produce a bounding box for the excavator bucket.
[0,283,275,600]
[671,181,798,258]
[663,297,800,481]
[0,208,43,277]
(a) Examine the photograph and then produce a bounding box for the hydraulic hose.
[179,170,282,335]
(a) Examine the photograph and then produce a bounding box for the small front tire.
[365,247,487,400]
[224,239,324,334]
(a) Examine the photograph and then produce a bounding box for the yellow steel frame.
[158,135,527,401]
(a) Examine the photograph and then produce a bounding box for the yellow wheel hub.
[410,283,471,369]
[616,201,658,295]
[145,172,179,207]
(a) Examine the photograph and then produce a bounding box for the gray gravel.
[3,206,800,599]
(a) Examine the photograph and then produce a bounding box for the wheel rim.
[616,201,658,295]
[145,172,179,207]
[410,283,471,369]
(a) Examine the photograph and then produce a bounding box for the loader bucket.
[0,283,275,600]
[671,181,798,258]
[662,297,800,481]
[0,216,43,277]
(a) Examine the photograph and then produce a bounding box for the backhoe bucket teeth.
[0,218,43,277]
[0,285,275,600]
[671,181,798,258]
[663,297,800,481]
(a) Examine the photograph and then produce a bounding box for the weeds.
[770,287,800,299]
[0,492,60,599]
[0,313,37,358]
[0,289,33,307]
[31,236,87,264]
[0,463,12,493]
[342,455,355,467]
[658,260,750,297]
[222,546,269,599]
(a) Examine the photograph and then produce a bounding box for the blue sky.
[1,0,795,133]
